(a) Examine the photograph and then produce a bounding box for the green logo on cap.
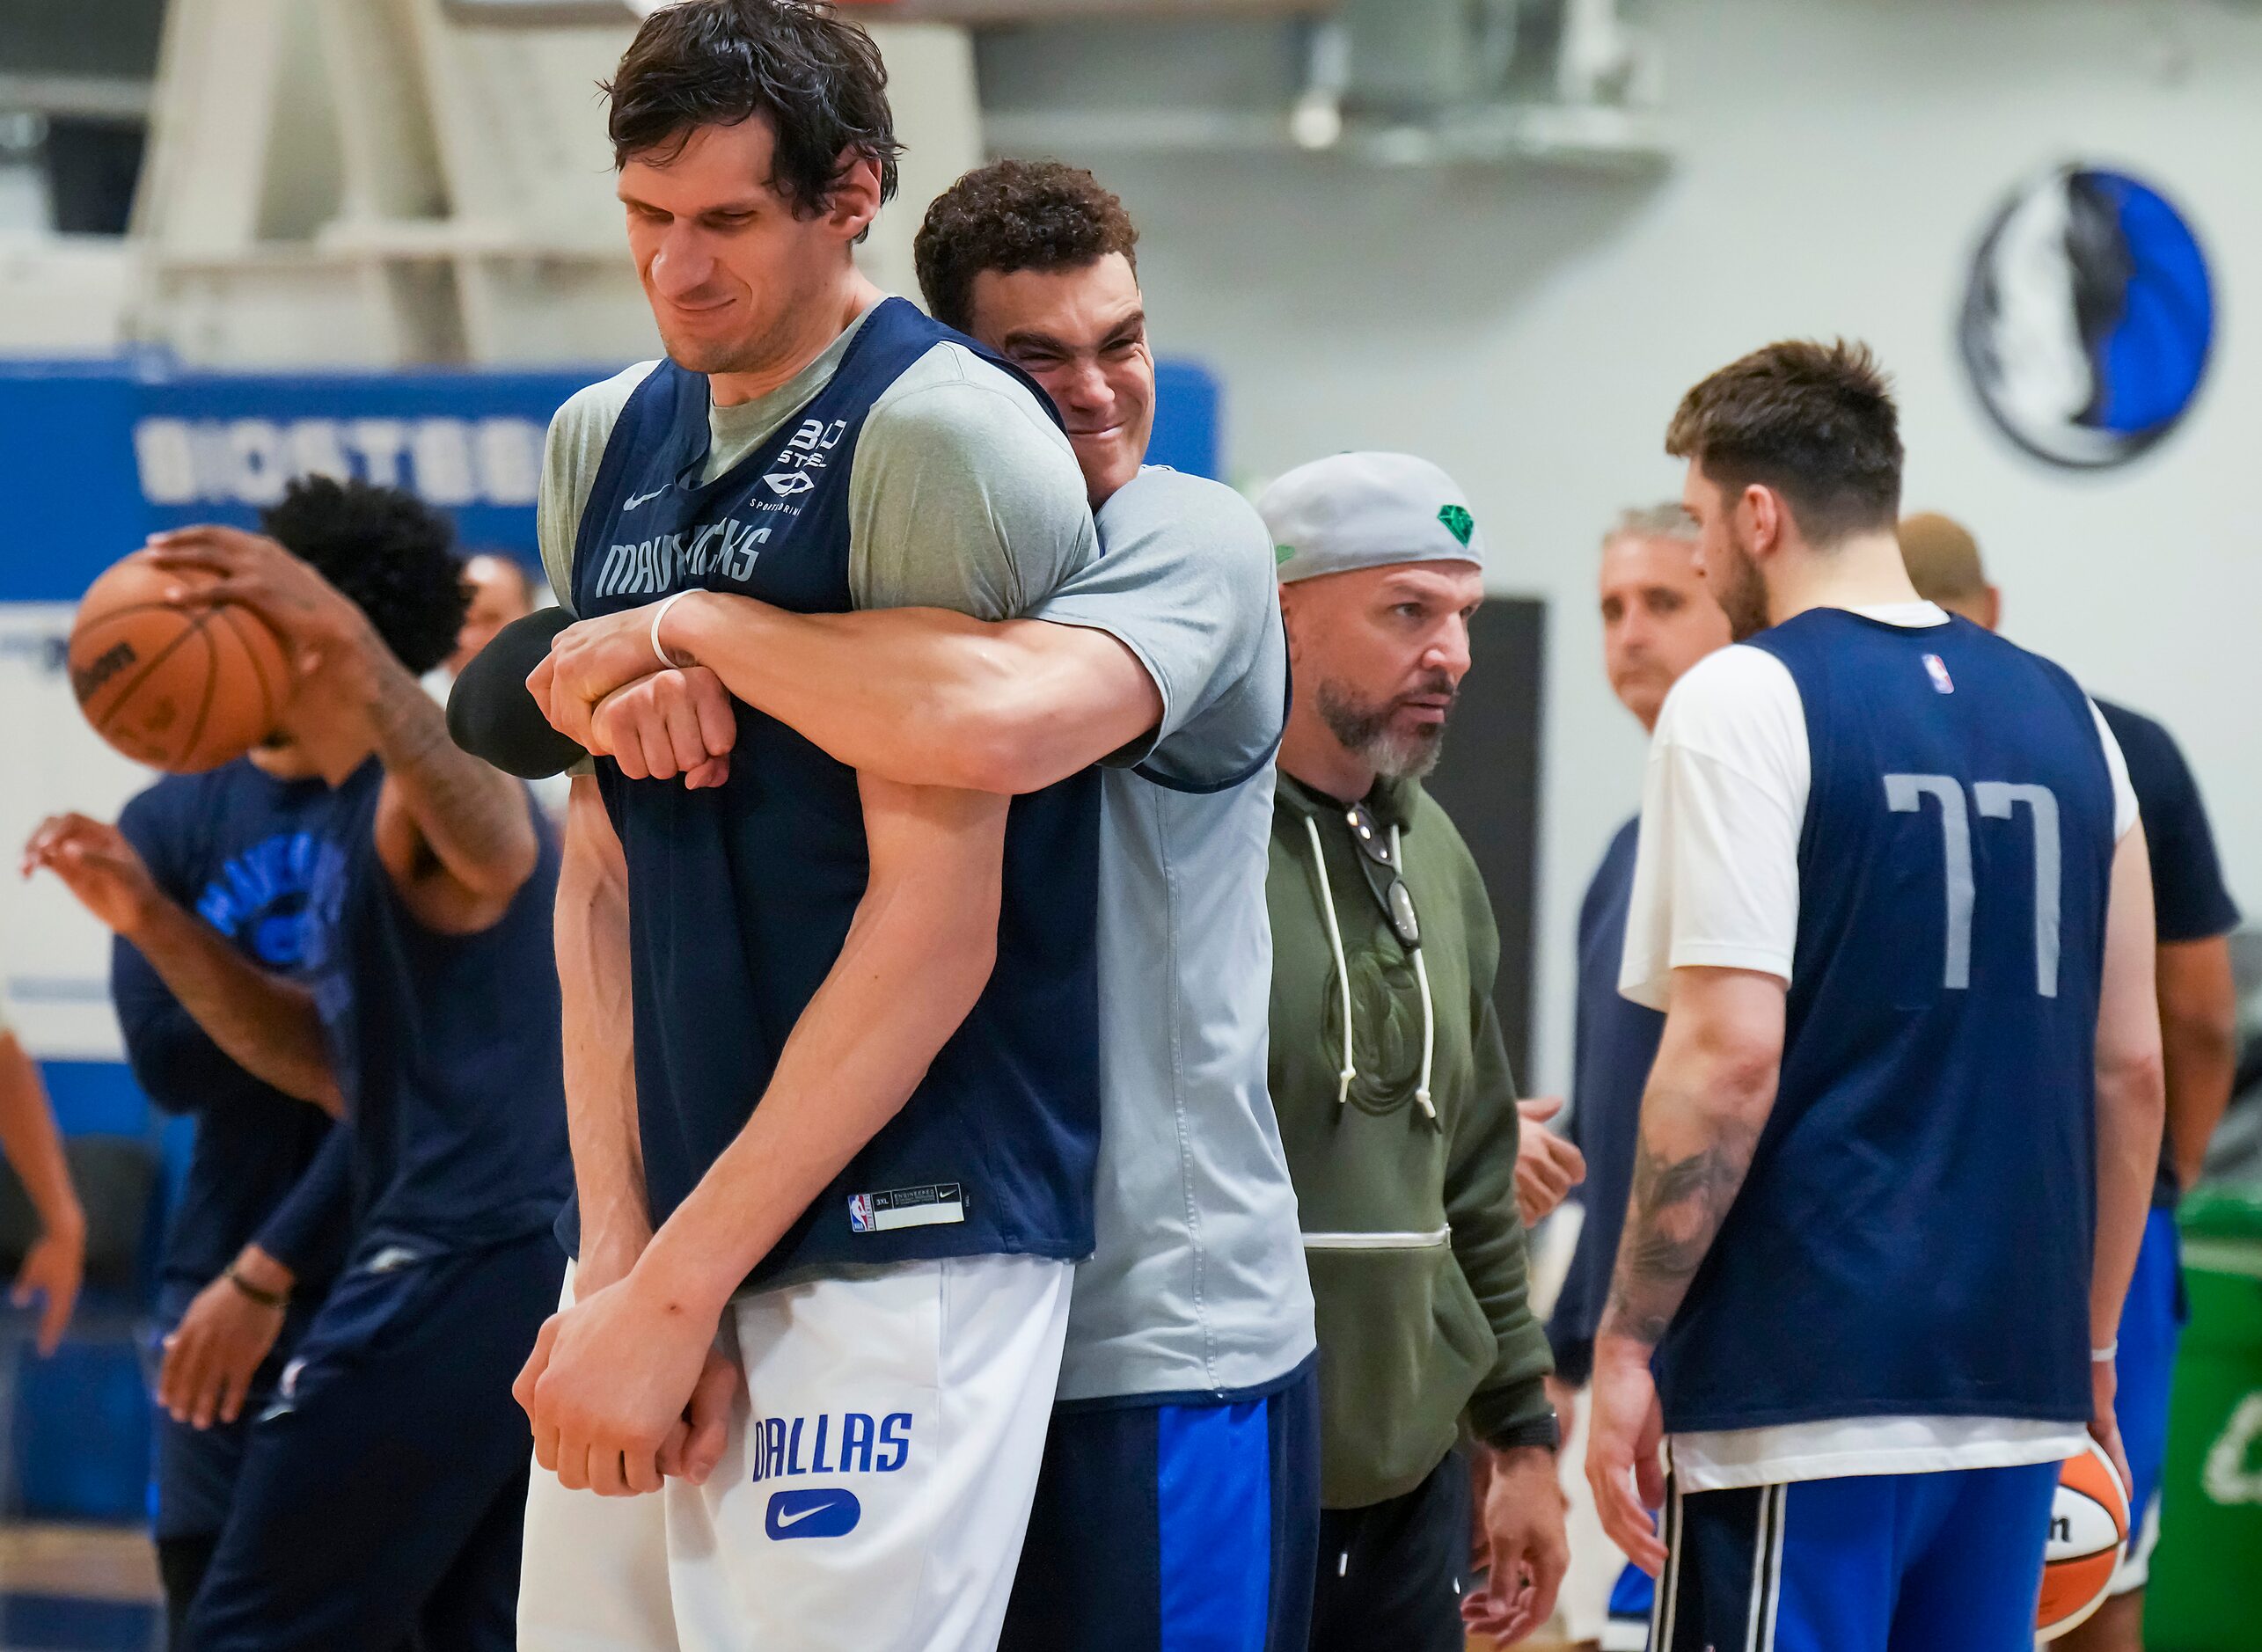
[1438,504,1475,547]
[1275,544,1296,566]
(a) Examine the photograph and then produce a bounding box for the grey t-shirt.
[1039,466,1317,1401]
[539,305,1095,619]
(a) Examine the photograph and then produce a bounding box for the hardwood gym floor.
[0,1523,1577,1651]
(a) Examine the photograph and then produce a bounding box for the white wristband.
[2090,1342,2118,1363]
[649,590,692,669]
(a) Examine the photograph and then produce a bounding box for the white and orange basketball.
[2036,1438,2130,1641]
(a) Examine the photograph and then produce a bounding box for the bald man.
[1902,512,2238,1652]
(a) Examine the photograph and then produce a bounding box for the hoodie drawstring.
[1393,825,1438,1122]
[1301,813,1438,1122]
[1303,815,1358,1105]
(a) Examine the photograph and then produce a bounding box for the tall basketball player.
[500,156,1321,1652]
[503,8,1104,1650]
[29,479,570,1651]
[1585,341,2164,1652]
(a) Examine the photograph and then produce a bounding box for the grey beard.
[1315,679,1450,782]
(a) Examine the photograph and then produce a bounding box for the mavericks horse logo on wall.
[1958,164,2214,470]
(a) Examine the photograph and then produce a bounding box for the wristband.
[649,591,693,669]
[2090,1342,2118,1363]
[225,1266,288,1310]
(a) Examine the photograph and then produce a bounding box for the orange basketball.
[2037,1437,2131,1641]
[69,552,290,773]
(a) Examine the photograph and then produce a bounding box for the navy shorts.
[149,1282,325,1543]
[179,1229,564,1652]
[1654,1463,2060,1652]
[999,1358,1320,1652]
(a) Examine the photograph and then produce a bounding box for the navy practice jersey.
[298,762,571,1253]
[116,764,354,1293]
[569,298,1102,1290]
[1654,610,2119,1436]
[2095,698,2240,1206]
[1546,815,1663,1385]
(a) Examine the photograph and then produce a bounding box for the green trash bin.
[2145,1188,2262,1652]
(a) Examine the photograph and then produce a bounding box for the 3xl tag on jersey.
[849,1183,966,1234]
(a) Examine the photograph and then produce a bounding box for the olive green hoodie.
[1268,770,1556,1509]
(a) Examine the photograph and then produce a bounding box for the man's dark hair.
[1665,340,1904,545]
[913,159,1139,334]
[260,477,467,676]
[605,0,902,223]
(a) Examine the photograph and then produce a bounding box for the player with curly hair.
[27,477,571,1652]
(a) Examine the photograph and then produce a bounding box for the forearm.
[634,793,1004,1315]
[2093,1051,2165,1345]
[2087,826,2165,1346]
[351,640,538,897]
[2159,938,2237,1190]
[0,1034,82,1237]
[1453,1011,1556,1439]
[1460,1212,1557,1443]
[668,592,1135,793]
[123,899,340,1114]
[557,778,649,1262]
[1596,973,1782,1355]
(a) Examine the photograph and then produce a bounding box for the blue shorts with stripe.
[1603,1556,1654,1651]
[999,1357,1320,1652]
[1654,1464,2060,1652]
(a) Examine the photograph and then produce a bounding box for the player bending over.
[1585,341,2163,1652]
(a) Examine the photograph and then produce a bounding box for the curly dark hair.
[605,0,902,227]
[1665,339,1903,545]
[260,477,467,676]
[914,160,1139,334]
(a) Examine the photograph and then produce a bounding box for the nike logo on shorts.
[765,1488,862,1539]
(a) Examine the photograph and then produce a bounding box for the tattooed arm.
[1585,965,1786,1574]
[145,527,540,934]
[359,640,542,933]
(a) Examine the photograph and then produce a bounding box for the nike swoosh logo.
[772,1500,845,1530]
[623,486,669,511]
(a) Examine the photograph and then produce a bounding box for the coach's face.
[1280,561,1483,782]
[1599,533,1731,733]
[619,120,881,385]
[969,252,1153,508]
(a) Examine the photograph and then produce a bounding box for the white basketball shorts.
[517,1253,1072,1652]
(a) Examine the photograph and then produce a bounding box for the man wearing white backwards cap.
[1259,453,1568,1651]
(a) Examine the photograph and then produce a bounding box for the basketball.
[2037,1437,2132,1641]
[68,552,289,773]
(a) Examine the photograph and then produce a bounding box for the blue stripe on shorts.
[1158,1400,1272,1650]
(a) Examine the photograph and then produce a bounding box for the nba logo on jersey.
[1923,654,1956,694]
[848,1194,875,1233]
